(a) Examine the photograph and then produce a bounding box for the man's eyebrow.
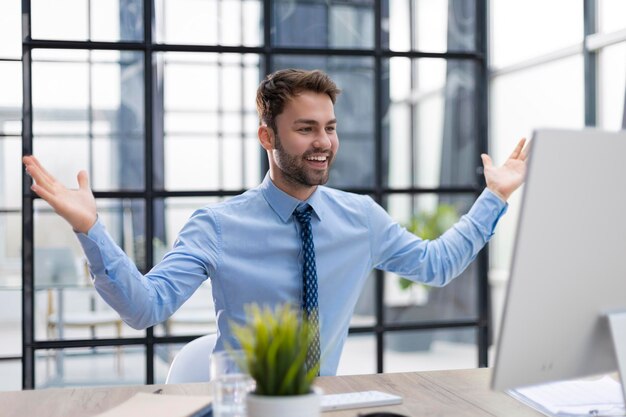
[293,118,337,125]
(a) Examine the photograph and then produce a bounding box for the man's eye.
[326,126,336,132]
[299,127,312,132]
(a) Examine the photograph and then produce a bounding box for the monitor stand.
[607,311,626,404]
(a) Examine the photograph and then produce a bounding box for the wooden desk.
[0,368,542,417]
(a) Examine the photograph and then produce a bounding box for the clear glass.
[272,55,376,189]
[0,137,21,209]
[336,334,376,375]
[0,212,22,288]
[489,55,584,272]
[598,42,626,130]
[384,193,479,324]
[0,360,21,391]
[273,0,374,49]
[351,271,376,327]
[153,281,217,337]
[156,0,263,47]
[387,0,476,52]
[385,57,479,188]
[157,52,261,191]
[31,0,143,42]
[0,61,22,136]
[0,1,22,59]
[34,198,146,341]
[152,197,221,336]
[490,0,583,68]
[154,343,185,384]
[0,287,21,357]
[32,50,145,191]
[599,0,626,33]
[35,345,146,388]
[384,328,477,372]
[211,350,255,417]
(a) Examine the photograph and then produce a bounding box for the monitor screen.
[492,129,626,392]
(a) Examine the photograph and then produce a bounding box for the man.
[23,69,527,376]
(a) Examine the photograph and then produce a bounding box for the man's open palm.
[23,155,97,234]
[481,138,529,201]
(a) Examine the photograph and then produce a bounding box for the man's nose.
[313,131,332,149]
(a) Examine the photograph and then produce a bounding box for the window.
[16,0,490,388]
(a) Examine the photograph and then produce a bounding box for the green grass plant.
[230,303,319,396]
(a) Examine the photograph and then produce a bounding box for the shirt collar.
[260,173,325,223]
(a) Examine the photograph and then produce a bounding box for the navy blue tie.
[294,205,321,373]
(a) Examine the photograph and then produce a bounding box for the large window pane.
[152,197,222,337]
[156,0,263,46]
[0,1,21,59]
[387,0,477,52]
[0,288,21,357]
[386,58,478,188]
[0,137,21,209]
[31,0,143,42]
[32,50,145,191]
[384,193,479,325]
[34,199,146,341]
[158,53,261,191]
[273,0,374,49]
[337,334,376,375]
[35,345,145,388]
[154,342,184,384]
[490,55,584,272]
[0,61,22,136]
[272,55,375,188]
[598,42,626,130]
[0,360,21,391]
[599,0,626,33]
[384,328,476,372]
[0,212,21,288]
[490,0,583,68]
[351,271,376,328]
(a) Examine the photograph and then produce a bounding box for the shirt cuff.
[75,217,114,279]
[467,188,508,238]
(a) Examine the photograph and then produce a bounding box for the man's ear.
[258,125,274,151]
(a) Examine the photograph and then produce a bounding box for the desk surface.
[0,368,542,417]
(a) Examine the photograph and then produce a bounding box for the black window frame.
[19,0,498,389]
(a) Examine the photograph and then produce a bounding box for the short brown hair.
[256,69,341,132]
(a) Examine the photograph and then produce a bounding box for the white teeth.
[307,156,327,162]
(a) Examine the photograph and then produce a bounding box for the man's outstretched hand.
[481,138,529,202]
[23,155,97,234]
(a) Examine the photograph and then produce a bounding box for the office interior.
[0,0,624,391]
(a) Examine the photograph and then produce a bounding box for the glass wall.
[488,0,626,348]
[0,0,23,392]
[9,0,582,388]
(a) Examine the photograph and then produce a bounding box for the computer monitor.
[491,129,626,401]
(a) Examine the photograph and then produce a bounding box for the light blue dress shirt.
[77,174,507,375]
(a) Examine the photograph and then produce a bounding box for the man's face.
[270,91,339,188]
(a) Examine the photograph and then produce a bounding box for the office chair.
[165,333,217,384]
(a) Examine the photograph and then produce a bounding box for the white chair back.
[165,333,217,384]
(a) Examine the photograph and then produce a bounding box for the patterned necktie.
[294,205,321,373]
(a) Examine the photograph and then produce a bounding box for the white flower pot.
[246,391,320,417]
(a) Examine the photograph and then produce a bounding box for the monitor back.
[492,128,626,390]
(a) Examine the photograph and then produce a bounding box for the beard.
[273,133,334,187]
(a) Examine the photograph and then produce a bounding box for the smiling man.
[23,68,527,376]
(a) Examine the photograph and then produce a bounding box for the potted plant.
[230,303,320,417]
[386,204,459,352]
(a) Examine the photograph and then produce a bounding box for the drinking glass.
[210,350,255,417]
